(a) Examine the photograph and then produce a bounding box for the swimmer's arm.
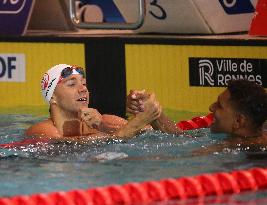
[98,114,128,133]
[114,116,147,139]
[151,113,182,135]
[26,114,151,143]
[97,114,143,139]
[114,109,159,139]
[114,93,163,139]
[72,114,149,142]
[99,114,153,133]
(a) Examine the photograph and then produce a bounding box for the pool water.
[1,114,267,204]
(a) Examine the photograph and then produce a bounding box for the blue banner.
[219,0,255,14]
[0,0,35,35]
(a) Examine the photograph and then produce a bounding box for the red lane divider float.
[2,113,267,205]
[1,167,267,205]
[176,113,213,130]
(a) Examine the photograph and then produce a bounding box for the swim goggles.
[58,66,85,83]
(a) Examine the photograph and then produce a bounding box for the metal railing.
[69,0,145,30]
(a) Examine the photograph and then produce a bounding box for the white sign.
[0,54,25,82]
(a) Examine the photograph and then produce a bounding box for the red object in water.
[176,113,213,130]
[249,0,267,36]
[176,120,199,130]
[0,138,49,149]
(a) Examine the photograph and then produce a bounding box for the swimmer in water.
[203,79,267,154]
[25,64,180,143]
[127,80,267,153]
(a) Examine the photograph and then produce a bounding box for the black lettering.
[7,56,16,78]
[149,0,167,20]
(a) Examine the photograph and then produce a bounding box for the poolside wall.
[0,37,266,120]
[125,44,267,114]
[0,41,85,115]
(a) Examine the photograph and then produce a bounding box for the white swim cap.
[41,64,71,103]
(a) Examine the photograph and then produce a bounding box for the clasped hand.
[126,90,162,123]
[79,108,103,129]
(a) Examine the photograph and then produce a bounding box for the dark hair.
[227,80,267,130]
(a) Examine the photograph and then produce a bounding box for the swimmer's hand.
[128,93,162,126]
[79,108,103,129]
[126,90,180,134]
[115,93,161,139]
[126,89,148,114]
[141,93,162,122]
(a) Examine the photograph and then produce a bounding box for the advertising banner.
[189,58,267,87]
[0,53,25,82]
[125,44,267,113]
[0,0,35,35]
[0,42,85,113]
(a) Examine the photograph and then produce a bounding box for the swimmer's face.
[209,89,236,134]
[53,74,89,113]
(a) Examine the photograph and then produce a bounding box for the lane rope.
[1,114,267,204]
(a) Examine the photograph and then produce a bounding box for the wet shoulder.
[25,119,61,138]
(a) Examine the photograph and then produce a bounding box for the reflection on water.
[0,114,267,204]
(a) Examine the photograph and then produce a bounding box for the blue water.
[1,114,267,204]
